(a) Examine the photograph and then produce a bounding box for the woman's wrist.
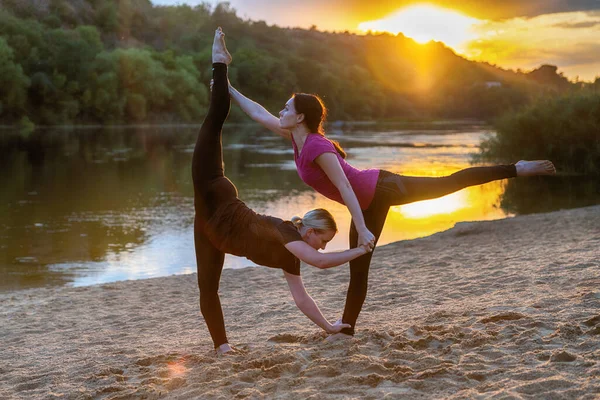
[356,224,369,233]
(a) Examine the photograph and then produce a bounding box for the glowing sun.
[358,4,482,50]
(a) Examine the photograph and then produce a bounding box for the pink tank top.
[291,134,379,210]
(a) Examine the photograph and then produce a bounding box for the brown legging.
[340,166,517,335]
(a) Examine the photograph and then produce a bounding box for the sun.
[358,4,482,51]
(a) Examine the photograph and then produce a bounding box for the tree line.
[0,0,598,129]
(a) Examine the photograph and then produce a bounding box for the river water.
[1,121,597,290]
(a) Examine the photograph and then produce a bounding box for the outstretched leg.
[332,160,555,339]
[192,28,235,352]
[392,161,555,205]
[191,27,232,190]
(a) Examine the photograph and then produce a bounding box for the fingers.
[359,239,374,248]
[328,322,352,333]
[360,244,373,253]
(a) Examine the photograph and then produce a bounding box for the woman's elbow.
[311,258,329,269]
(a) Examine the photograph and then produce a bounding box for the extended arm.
[228,85,291,139]
[284,271,351,333]
[284,240,368,269]
[315,153,376,247]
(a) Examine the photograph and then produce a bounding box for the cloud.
[552,20,600,29]
[463,11,600,78]
[281,0,600,20]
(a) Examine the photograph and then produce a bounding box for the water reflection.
[501,175,600,214]
[0,123,597,291]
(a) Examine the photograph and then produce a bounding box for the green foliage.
[18,116,35,137]
[476,93,600,175]
[95,2,119,33]
[0,37,30,118]
[0,1,593,126]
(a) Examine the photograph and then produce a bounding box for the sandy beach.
[1,205,599,399]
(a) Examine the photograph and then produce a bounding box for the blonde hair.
[291,208,337,233]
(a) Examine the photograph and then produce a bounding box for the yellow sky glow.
[356,4,600,80]
[466,12,600,79]
[358,4,482,50]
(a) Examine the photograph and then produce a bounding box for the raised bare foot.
[515,160,556,177]
[212,27,232,65]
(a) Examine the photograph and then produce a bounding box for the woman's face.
[279,97,302,130]
[303,228,336,250]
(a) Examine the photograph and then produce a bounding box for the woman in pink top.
[222,47,556,340]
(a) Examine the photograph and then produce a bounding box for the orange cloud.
[465,11,600,79]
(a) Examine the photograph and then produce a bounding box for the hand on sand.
[212,27,232,65]
[325,320,354,342]
[326,318,352,334]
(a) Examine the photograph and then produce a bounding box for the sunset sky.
[151,0,600,81]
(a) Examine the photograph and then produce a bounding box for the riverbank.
[1,205,599,399]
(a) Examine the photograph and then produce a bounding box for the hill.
[0,1,589,125]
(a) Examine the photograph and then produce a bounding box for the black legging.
[192,63,234,348]
[340,166,517,335]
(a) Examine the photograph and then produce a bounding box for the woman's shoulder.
[305,133,336,152]
[307,133,331,143]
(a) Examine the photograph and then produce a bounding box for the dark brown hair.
[293,93,346,159]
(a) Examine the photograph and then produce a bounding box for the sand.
[1,205,599,399]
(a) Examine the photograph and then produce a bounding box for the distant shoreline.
[0,118,488,131]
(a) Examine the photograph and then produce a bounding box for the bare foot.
[515,160,556,177]
[325,332,354,343]
[212,27,232,65]
[215,343,236,356]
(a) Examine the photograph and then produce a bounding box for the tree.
[0,37,30,120]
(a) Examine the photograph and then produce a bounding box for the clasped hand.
[357,228,375,252]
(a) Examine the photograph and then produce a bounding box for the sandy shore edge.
[1,205,599,399]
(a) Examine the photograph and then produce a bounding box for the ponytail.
[293,93,347,159]
[291,209,337,233]
[291,216,303,228]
